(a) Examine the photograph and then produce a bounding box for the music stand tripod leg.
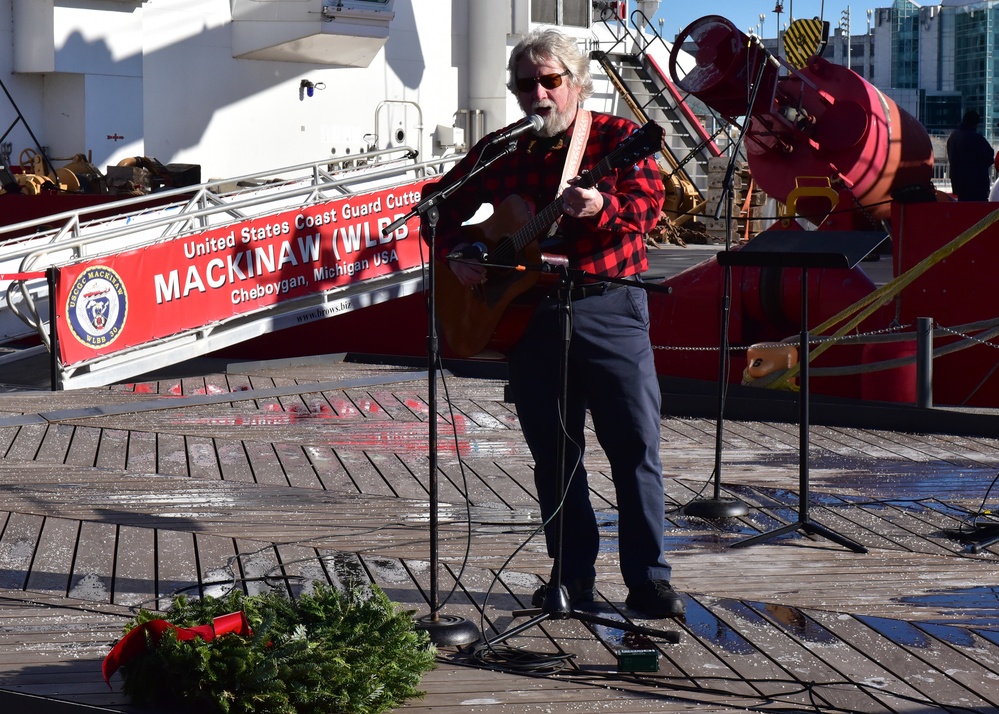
[732,519,867,553]
[488,605,682,647]
[800,521,868,553]
[731,521,805,549]
[967,533,999,554]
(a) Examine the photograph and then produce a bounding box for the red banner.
[55,181,431,366]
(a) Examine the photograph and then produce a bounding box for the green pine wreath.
[116,584,436,714]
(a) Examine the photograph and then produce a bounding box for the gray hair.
[506,29,593,102]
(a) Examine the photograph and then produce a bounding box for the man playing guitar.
[431,28,683,619]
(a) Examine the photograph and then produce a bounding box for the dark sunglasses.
[515,71,570,93]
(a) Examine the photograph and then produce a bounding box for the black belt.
[568,280,629,301]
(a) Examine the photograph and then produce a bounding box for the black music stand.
[718,230,887,553]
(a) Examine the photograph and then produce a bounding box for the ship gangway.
[0,149,458,390]
[589,8,725,222]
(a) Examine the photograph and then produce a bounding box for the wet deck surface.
[0,355,997,712]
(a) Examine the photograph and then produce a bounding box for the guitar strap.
[559,108,591,196]
[546,108,591,238]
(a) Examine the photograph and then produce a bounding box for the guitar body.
[435,194,547,358]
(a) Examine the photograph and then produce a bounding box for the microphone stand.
[382,143,525,646]
[463,256,678,651]
[682,37,774,521]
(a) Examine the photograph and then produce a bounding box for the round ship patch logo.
[67,266,127,348]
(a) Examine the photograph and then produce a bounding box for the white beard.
[532,100,576,138]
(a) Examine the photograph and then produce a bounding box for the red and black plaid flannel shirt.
[431,111,664,278]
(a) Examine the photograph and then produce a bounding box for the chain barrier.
[651,321,915,354]
[936,322,999,352]
[653,316,999,384]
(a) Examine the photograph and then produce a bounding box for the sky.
[649,0,868,43]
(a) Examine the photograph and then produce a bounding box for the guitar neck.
[492,155,614,262]
[487,120,662,263]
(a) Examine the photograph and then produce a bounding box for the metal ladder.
[592,10,727,209]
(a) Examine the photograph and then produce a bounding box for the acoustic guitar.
[435,120,665,358]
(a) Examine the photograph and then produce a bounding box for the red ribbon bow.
[102,611,252,685]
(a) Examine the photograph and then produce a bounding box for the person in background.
[988,150,999,202]
[947,110,994,201]
[429,28,684,619]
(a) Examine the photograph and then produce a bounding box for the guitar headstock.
[607,121,665,171]
[575,121,664,189]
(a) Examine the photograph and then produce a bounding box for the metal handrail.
[0,146,425,244]
[15,152,457,267]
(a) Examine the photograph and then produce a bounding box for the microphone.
[445,242,489,262]
[486,115,544,145]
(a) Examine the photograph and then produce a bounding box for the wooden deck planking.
[438,458,527,509]
[437,395,509,431]
[63,425,101,468]
[332,447,401,496]
[272,442,324,490]
[242,440,290,486]
[25,517,78,598]
[342,389,402,420]
[0,424,18,457]
[233,537,284,598]
[664,600,811,702]
[690,596,897,712]
[69,521,117,603]
[122,428,157,474]
[35,422,74,465]
[451,568,832,711]
[669,546,999,621]
[193,532,240,599]
[385,389,433,423]
[458,394,521,431]
[844,498,974,554]
[185,435,223,480]
[301,444,361,492]
[110,525,155,609]
[730,485,905,552]
[5,423,46,461]
[273,543,327,598]
[811,609,999,708]
[365,451,430,501]
[215,438,256,483]
[936,431,999,462]
[155,431,190,478]
[94,429,129,472]
[0,512,43,590]
[0,362,997,711]
[401,668,705,714]
[155,529,200,609]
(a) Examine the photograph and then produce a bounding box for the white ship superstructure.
[2,1,689,180]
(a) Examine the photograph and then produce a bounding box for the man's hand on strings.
[561,177,605,219]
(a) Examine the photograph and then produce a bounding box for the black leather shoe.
[625,580,685,618]
[531,577,595,608]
